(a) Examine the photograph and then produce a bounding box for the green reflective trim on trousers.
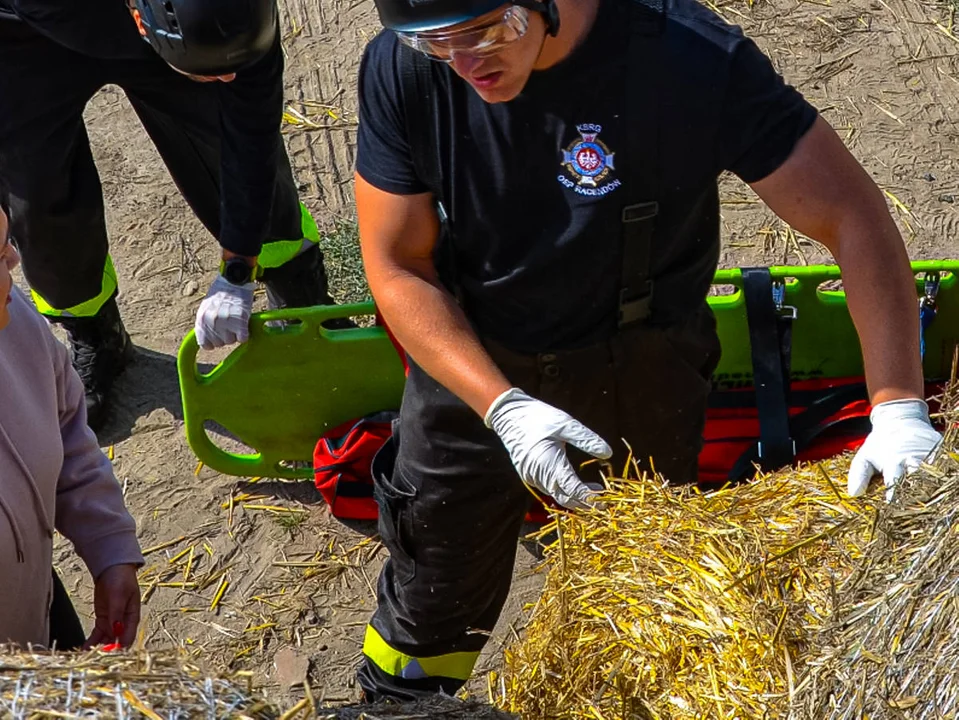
[33,255,118,318]
[363,625,480,682]
[258,203,321,269]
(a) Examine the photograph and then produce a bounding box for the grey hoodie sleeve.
[51,334,144,580]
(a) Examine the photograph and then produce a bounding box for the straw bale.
[794,385,959,719]
[0,645,279,718]
[497,384,959,719]
[496,453,880,719]
[0,647,516,719]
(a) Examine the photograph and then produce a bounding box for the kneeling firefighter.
[0,0,339,429]
[353,0,942,701]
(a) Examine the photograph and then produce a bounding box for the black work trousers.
[0,16,303,315]
[50,570,85,651]
[357,306,722,700]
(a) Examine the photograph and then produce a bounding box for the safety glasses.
[397,5,530,63]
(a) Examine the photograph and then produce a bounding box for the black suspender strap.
[619,0,664,327]
[619,202,658,325]
[399,47,464,299]
[399,48,441,199]
[741,267,796,471]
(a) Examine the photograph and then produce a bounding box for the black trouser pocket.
[371,425,417,586]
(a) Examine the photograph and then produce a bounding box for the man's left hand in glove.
[847,398,942,501]
[194,255,258,350]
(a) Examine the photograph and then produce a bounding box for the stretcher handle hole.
[263,318,306,336]
[353,313,378,327]
[708,284,741,297]
[316,313,379,337]
[709,283,743,303]
[193,345,235,376]
[204,420,258,457]
[275,459,316,476]
[817,279,845,296]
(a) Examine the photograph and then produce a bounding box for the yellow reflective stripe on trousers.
[363,625,479,682]
[258,202,321,269]
[32,255,119,318]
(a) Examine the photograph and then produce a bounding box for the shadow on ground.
[96,345,192,446]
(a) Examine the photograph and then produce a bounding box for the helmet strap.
[513,0,560,36]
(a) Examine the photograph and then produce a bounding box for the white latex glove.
[194,275,255,350]
[485,388,612,510]
[847,398,943,501]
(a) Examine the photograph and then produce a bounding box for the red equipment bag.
[313,412,397,521]
[312,410,552,523]
[699,377,945,489]
[699,377,871,488]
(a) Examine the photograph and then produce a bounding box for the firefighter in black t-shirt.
[0,0,340,430]
[354,0,942,700]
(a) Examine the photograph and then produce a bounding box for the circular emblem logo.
[561,128,616,188]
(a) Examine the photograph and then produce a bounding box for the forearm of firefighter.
[356,174,511,416]
[749,116,923,406]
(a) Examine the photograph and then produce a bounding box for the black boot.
[260,245,355,329]
[54,296,135,431]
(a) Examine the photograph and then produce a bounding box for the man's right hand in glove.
[195,274,255,350]
[485,388,613,510]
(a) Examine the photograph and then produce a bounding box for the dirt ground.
[32,0,959,713]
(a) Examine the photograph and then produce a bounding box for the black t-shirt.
[0,0,151,59]
[356,0,818,353]
[2,0,284,258]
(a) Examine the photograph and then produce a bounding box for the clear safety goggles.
[397,5,530,63]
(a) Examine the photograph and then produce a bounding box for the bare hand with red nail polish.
[84,564,140,649]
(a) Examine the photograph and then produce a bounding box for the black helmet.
[131,0,277,76]
[374,0,558,35]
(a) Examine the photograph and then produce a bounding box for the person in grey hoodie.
[0,200,143,648]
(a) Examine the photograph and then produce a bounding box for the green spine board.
[710,262,959,388]
[178,261,959,478]
[177,303,405,479]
